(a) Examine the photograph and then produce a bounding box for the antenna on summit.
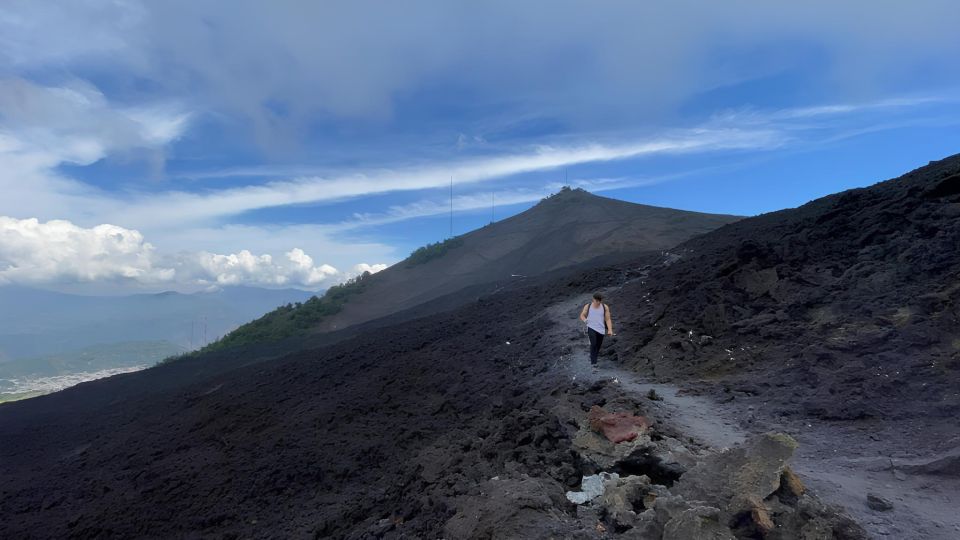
[449,175,453,238]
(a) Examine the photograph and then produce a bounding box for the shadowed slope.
[611,153,960,420]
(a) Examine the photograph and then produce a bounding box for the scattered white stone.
[565,472,619,504]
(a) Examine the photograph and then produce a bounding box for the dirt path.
[545,294,746,451]
[544,293,960,539]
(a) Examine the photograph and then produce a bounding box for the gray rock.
[662,505,735,540]
[571,423,653,470]
[866,493,894,511]
[655,436,699,471]
[618,509,663,539]
[443,477,571,539]
[900,447,960,477]
[598,474,650,527]
[672,432,798,525]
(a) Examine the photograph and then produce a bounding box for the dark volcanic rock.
[614,154,960,421]
[867,493,895,512]
[8,152,954,538]
[0,265,625,539]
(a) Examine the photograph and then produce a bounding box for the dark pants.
[588,328,605,365]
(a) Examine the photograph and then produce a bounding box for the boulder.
[899,447,960,477]
[766,495,868,540]
[598,474,650,527]
[866,493,893,512]
[617,509,663,539]
[778,466,805,501]
[572,424,654,470]
[672,432,798,527]
[587,405,652,443]
[655,436,699,471]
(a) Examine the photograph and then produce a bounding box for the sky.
[1,1,959,293]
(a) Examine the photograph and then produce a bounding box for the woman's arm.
[604,304,614,335]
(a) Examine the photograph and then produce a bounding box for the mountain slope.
[610,154,960,420]
[319,188,739,332]
[10,158,958,537]
[204,188,739,352]
[0,258,865,539]
[0,264,624,538]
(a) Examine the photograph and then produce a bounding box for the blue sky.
[1,1,959,292]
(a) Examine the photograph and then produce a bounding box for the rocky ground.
[612,155,960,422]
[0,261,863,539]
[591,154,960,538]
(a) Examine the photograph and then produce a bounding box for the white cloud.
[0,216,360,289]
[0,216,171,285]
[174,248,339,287]
[353,263,388,275]
[0,78,189,166]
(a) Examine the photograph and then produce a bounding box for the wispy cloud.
[108,127,783,228]
[1,83,953,290]
[336,176,677,230]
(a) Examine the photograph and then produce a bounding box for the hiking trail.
[543,291,960,539]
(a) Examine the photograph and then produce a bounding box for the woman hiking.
[579,292,614,369]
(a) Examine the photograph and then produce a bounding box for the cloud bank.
[0,217,170,285]
[4,1,958,141]
[0,217,379,288]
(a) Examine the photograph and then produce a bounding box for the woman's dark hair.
[593,292,603,301]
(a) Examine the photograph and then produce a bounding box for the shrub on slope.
[196,271,373,352]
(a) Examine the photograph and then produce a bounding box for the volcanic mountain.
[320,188,739,332]
[3,157,959,538]
[210,188,740,351]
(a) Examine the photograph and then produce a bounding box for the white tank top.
[586,302,606,334]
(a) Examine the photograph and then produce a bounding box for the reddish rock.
[587,405,651,443]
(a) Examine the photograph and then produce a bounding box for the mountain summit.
[317,188,740,332]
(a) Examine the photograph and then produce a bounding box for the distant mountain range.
[0,286,315,380]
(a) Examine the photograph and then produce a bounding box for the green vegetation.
[539,185,585,202]
[405,237,464,267]
[163,235,464,361]
[192,271,374,353]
